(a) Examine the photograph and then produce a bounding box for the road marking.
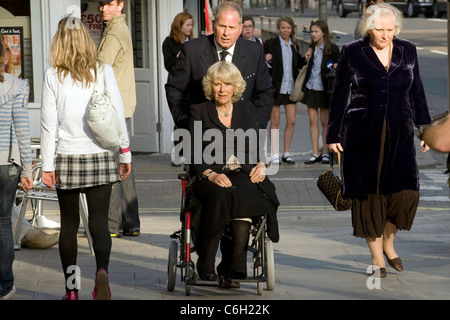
[430,50,448,55]
[420,196,450,202]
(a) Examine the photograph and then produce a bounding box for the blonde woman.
[40,16,131,300]
[188,62,279,288]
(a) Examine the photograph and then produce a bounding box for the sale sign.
[81,2,104,45]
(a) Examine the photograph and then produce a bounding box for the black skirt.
[192,170,277,244]
[302,88,329,109]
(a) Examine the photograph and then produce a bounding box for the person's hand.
[329,143,344,153]
[20,177,33,192]
[305,48,313,61]
[249,162,266,184]
[420,140,430,153]
[209,172,232,188]
[119,162,131,180]
[41,171,56,190]
[265,53,272,62]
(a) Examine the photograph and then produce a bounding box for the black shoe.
[281,155,295,164]
[200,273,218,281]
[230,269,247,279]
[305,155,322,164]
[219,276,240,288]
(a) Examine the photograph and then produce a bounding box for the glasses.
[242,25,254,29]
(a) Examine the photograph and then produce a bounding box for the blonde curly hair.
[202,61,246,103]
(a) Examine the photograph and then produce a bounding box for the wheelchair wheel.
[185,284,191,296]
[167,240,178,291]
[265,239,275,291]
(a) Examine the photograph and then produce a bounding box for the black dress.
[187,100,280,246]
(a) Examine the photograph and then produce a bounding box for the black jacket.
[263,36,305,96]
[165,35,274,129]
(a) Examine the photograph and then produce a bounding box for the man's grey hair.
[213,1,242,23]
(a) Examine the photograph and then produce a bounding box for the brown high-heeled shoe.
[92,269,111,300]
[386,257,404,272]
[384,252,404,272]
[369,266,387,278]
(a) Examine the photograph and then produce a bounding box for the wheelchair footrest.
[170,230,181,239]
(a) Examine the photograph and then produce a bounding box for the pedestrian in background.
[264,16,305,164]
[302,19,340,165]
[98,0,140,238]
[241,16,263,45]
[0,41,33,300]
[354,0,384,40]
[40,16,131,300]
[163,11,194,167]
[327,3,431,277]
[291,0,301,13]
[163,12,194,73]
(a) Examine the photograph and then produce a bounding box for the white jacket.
[41,63,131,172]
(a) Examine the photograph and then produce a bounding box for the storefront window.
[0,0,33,100]
[81,0,148,69]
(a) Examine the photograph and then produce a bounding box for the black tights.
[56,184,112,292]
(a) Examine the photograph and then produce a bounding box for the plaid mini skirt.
[55,151,120,190]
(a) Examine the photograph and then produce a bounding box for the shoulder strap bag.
[87,70,122,148]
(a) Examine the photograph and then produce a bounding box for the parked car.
[431,0,447,17]
[385,0,434,18]
[336,0,364,17]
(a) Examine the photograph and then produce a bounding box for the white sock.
[283,152,290,158]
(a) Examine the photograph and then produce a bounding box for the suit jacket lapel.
[232,38,248,72]
[200,35,219,69]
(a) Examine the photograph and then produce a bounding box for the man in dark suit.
[165,1,274,131]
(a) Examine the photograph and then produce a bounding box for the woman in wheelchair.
[187,61,279,288]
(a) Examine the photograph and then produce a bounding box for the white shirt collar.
[214,38,236,62]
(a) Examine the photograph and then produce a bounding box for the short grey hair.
[213,1,242,24]
[358,2,403,38]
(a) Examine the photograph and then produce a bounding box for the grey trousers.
[108,155,140,234]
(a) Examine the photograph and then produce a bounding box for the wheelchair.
[166,169,275,296]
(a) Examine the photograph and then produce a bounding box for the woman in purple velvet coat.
[327,3,431,278]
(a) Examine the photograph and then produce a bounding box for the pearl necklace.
[216,104,233,117]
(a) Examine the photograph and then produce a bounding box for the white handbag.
[87,71,122,148]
